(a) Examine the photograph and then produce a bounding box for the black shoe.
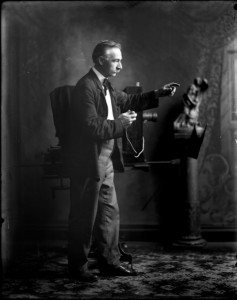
[69,270,98,282]
[100,265,137,277]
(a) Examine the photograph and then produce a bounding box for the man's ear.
[98,56,104,66]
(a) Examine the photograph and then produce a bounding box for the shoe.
[69,270,98,282]
[100,265,138,277]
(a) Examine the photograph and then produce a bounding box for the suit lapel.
[88,69,108,112]
[88,69,118,119]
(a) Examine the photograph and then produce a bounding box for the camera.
[122,110,158,167]
[142,112,158,122]
[122,85,158,166]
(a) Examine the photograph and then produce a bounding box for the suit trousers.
[68,140,121,273]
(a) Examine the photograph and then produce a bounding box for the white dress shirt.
[92,67,114,120]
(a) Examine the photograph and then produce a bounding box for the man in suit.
[67,40,179,282]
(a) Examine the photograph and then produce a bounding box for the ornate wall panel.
[194,8,237,226]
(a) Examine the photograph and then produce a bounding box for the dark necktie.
[103,78,110,95]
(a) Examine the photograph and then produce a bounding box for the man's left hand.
[156,82,180,97]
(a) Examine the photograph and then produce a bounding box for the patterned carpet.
[1,241,237,299]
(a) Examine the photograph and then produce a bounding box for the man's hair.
[92,40,121,63]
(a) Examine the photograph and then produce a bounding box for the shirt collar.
[92,67,106,84]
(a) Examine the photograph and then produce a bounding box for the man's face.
[100,47,123,78]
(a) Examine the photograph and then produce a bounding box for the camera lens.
[142,112,158,122]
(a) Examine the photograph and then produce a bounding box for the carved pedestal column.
[173,154,206,247]
[172,77,208,248]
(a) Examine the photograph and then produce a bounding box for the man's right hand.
[118,110,137,128]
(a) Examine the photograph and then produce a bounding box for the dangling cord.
[125,129,144,158]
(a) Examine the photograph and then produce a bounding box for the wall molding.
[22,223,237,243]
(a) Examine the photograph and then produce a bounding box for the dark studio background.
[1,1,237,274]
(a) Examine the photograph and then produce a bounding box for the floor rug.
[1,242,237,299]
